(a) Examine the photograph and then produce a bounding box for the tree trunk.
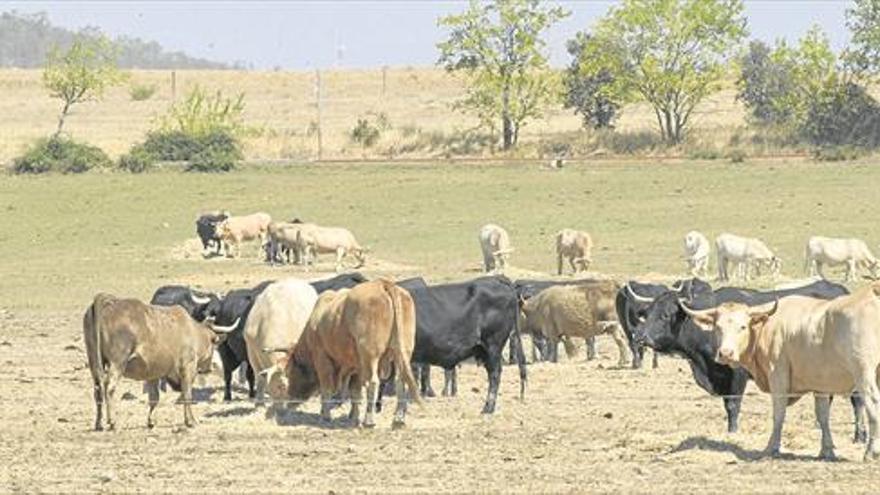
[54,100,71,138]
[501,85,513,150]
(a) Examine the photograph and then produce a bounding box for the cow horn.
[625,283,655,304]
[670,280,683,290]
[262,347,290,353]
[677,299,716,321]
[190,292,211,305]
[748,299,778,318]
[210,318,240,333]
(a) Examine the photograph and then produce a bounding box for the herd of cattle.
[80,212,880,462]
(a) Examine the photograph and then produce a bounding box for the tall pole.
[315,69,323,162]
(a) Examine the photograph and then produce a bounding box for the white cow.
[294,223,368,273]
[479,224,513,273]
[243,278,318,407]
[804,236,879,282]
[715,233,781,282]
[683,231,710,278]
[556,229,592,275]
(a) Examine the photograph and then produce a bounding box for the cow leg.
[146,379,160,429]
[814,394,837,460]
[362,359,381,428]
[443,368,458,397]
[816,262,827,280]
[857,372,880,461]
[852,392,868,443]
[765,370,790,457]
[92,376,105,431]
[609,325,629,368]
[846,260,856,282]
[557,253,564,275]
[419,364,436,398]
[392,370,409,429]
[507,334,520,365]
[218,346,236,402]
[651,350,659,369]
[585,336,597,361]
[348,377,363,427]
[629,337,643,369]
[180,371,196,428]
[335,247,345,273]
[481,356,502,414]
[104,366,120,431]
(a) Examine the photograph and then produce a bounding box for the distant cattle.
[196,211,229,255]
[804,236,879,282]
[479,224,513,273]
[285,280,421,428]
[386,276,526,414]
[681,282,880,460]
[216,212,272,258]
[523,281,629,367]
[715,233,781,281]
[265,222,301,265]
[83,294,234,430]
[555,229,592,275]
[294,223,367,272]
[243,279,318,407]
[632,279,859,435]
[684,231,710,278]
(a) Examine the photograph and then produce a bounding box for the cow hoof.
[819,449,838,462]
[107,423,116,432]
[94,424,104,432]
[763,448,781,459]
[147,421,155,430]
[855,430,868,444]
[362,421,375,429]
[424,389,436,398]
[391,420,406,430]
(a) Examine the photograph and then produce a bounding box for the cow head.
[679,300,778,365]
[214,221,231,240]
[259,359,290,402]
[286,352,319,404]
[190,291,222,322]
[631,291,683,351]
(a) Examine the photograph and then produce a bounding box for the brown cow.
[285,279,421,428]
[556,228,593,275]
[83,294,236,430]
[216,212,272,258]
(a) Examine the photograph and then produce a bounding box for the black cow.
[196,212,229,255]
[386,276,527,414]
[616,279,713,369]
[149,285,221,323]
[631,280,861,436]
[206,273,369,402]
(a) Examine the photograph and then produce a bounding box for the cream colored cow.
[804,236,879,282]
[556,229,592,275]
[479,224,513,273]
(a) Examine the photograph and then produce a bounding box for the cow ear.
[689,313,716,331]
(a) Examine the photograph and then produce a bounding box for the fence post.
[315,69,323,162]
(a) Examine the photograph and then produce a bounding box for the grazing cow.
[284,280,421,428]
[804,236,880,282]
[83,294,234,430]
[149,285,221,323]
[631,279,858,435]
[555,229,593,275]
[684,231,711,278]
[479,224,513,273]
[196,211,229,255]
[523,281,629,367]
[215,212,272,258]
[616,279,713,369]
[681,283,880,460]
[295,224,368,272]
[244,279,318,406]
[716,233,781,282]
[383,276,527,414]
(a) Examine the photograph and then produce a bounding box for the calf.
[804,236,879,282]
[285,280,421,428]
[216,212,272,258]
[83,294,233,430]
[555,229,592,275]
[479,224,513,273]
[684,231,710,278]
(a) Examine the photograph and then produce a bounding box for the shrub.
[140,129,242,162]
[728,149,747,163]
[813,145,862,162]
[801,81,880,148]
[185,149,238,172]
[12,136,111,174]
[129,83,157,101]
[687,148,722,160]
[159,86,245,137]
[594,130,662,155]
[351,118,382,155]
[117,145,155,173]
[563,33,620,130]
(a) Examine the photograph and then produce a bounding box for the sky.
[3,1,853,70]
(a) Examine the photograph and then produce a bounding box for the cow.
[215,212,272,258]
[680,283,880,461]
[294,224,368,272]
[266,221,313,265]
[522,281,629,367]
[149,285,221,323]
[555,229,592,275]
[631,279,860,436]
[83,294,236,430]
[684,231,710,278]
[207,273,369,402]
[804,236,880,282]
[283,280,421,428]
[196,211,229,255]
[244,278,318,407]
[616,279,713,369]
[382,276,527,414]
[479,224,513,273]
[715,233,781,282]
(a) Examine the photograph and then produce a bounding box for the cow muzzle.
[715,347,736,365]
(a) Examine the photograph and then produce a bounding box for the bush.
[728,149,747,163]
[117,146,155,173]
[563,33,620,130]
[140,129,242,162]
[12,137,111,174]
[185,149,238,172]
[801,82,880,148]
[813,146,862,162]
[129,83,157,101]
[160,86,245,137]
[687,148,722,160]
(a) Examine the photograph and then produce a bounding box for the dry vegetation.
[0,68,753,164]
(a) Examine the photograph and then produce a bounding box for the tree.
[563,32,620,130]
[579,0,747,144]
[43,35,124,136]
[437,0,568,150]
[845,0,880,76]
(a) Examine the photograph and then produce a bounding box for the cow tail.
[85,296,104,385]
[513,300,527,401]
[385,281,422,406]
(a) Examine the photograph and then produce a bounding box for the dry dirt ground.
[2,307,879,493]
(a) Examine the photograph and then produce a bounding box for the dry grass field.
[0,68,748,164]
[2,160,880,492]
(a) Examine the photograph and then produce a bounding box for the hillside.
[0,11,231,69]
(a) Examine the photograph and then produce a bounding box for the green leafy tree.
[437,0,568,150]
[579,0,747,143]
[845,0,880,76]
[159,86,246,137]
[43,35,125,136]
[563,32,620,130]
